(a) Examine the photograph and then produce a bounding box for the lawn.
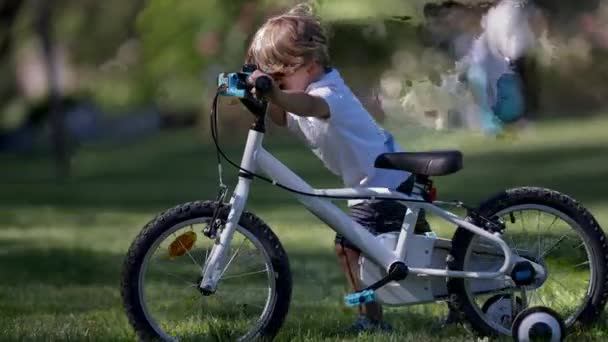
[1,114,608,341]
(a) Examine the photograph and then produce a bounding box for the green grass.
[1,115,608,341]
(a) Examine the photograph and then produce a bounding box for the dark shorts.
[335,200,430,252]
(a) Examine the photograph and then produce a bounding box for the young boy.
[244,4,431,334]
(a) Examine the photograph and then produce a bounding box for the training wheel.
[482,294,523,330]
[512,306,566,342]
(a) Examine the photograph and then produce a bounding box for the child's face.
[273,62,322,92]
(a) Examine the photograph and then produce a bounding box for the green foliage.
[134,1,257,110]
[2,0,605,115]
[317,0,419,23]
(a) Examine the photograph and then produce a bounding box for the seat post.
[415,175,437,202]
[396,174,416,195]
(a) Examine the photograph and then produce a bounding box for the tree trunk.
[127,0,147,38]
[0,0,23,106]
[36,0,70,179]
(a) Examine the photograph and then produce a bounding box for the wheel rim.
[462,204,595,335]
[137,218,277,341]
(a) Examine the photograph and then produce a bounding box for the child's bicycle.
[121,69,608,341]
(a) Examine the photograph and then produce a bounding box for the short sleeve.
[285,112,312,145]
[307,85,345,123]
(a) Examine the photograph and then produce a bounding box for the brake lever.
[204,185,229,239]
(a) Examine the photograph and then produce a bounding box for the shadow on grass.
[0,241,123,287]
[1,129,607,219]
[438,144,608,208]
[0,233,598,340]
[1,128,606,340]
[0,132,333,214]
[0,242,461,340]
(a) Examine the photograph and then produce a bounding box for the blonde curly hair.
[246,3,330,76]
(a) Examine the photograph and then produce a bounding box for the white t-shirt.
[285,69,409,193]
[467,34,514,107]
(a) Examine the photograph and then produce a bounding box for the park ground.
[1,114,608,341]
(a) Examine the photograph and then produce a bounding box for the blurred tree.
[0,0,24,107]
[36,0,70,179]
[1,0,606,155]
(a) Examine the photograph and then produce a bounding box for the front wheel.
[447,187,608,337]
[121,201,292,341]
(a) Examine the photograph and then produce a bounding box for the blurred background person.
[457,0,542,136]
[418,0,545,136]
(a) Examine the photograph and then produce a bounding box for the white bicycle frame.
[199,127,541,297]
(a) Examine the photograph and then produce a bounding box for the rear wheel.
[121,201,292,341]
[447,187,608,337]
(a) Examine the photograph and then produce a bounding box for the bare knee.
[335,243,346,257]
[335,243,360,260]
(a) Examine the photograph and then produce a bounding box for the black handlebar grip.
[255,76,273,97]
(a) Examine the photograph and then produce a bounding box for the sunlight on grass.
[1,116,608,340]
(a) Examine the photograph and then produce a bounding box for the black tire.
[121,200,292,341]
[447,187,608,337]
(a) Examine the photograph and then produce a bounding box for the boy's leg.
[334,200,411,324]
[335,200,431,302]
[336,200,460,329]
[334,242,383,321]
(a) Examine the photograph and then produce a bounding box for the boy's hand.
[248,70,278,100]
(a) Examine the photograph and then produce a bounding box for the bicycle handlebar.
[254,76,273,97]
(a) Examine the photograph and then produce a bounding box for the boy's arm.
[249,71,330,121]
[267,103,287,127]
[270,90,330,120]
[242,92,326,127]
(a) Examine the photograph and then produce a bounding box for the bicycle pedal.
[344,289,376,307]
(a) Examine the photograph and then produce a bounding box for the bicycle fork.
[199,129,262,294]
[199,177,251,294]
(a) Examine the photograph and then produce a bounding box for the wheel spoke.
[502,234,520,258]
[173,232,204,271]
[551,266,590,278]
[197,247,210,269]
[219,236,247,279]
[536,211,541,260]
[215,291,266,310]
[472,288,513,299]
[134,215,282,341]
[539,234,568,259]
[535,291,547,307]
[459,200,603,338]
[538,215,559,260]
[531,290,540,306]
[528,290,543,307]
[544,215,559,234]
[156,288,200,321]
[572,260,591,269]
[221,268,268,280]
[157,269,198,286]
[549,277,573,293]
[190,224,211,266]
[501,213,521,258]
